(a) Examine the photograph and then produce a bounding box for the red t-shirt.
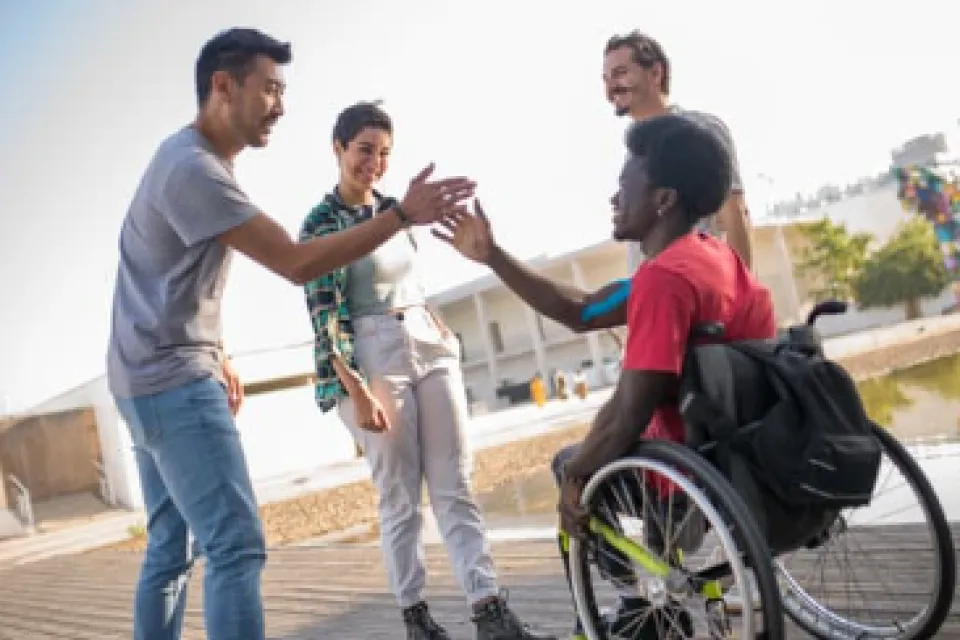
[624,232,776,444]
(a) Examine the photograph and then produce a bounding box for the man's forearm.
[222,209,406,286]
[487,243,587,330]
[330,353,365,397]
[565,404,639,480]
[564,372,667,480]
[293,210,404,284]
[721,193,753,269]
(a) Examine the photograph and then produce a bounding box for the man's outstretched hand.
[431,200,496,264]
[400,163,476,225]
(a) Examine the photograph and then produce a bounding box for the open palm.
[432,200,495,264]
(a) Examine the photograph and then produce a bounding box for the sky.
[2,0,960,412]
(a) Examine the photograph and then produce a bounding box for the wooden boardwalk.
[0,526,958,639]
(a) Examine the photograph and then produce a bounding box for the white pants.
[338,306,499,608]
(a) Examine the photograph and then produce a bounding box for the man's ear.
[210,69,236,104]
[654,187,678,213]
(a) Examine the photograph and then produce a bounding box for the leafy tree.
[794,217,873,302]
[854,218,949,320]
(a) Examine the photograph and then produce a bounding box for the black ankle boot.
[402,601,452,640]
[471,590,557,640]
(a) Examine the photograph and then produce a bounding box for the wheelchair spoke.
[568,448,776,640]
[775,426,954,639]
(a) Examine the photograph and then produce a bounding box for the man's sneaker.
[402,601,452,640]
[472,590,558,640]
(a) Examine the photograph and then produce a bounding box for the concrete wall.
[0,408,101,505]
[30,376,141,510]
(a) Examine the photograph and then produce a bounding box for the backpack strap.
[678,340,777,541]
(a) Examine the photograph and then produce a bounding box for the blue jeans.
[115,376,266,640]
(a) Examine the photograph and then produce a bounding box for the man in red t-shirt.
[435,114,775,638]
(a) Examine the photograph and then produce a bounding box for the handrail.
[92,459,116,507]
[7,474,35,533]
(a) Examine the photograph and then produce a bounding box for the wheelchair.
[567,301,957,639]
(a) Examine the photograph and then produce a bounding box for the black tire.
[784,425,956,639]
[569,439,785,639]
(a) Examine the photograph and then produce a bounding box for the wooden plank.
[0,524,957,640]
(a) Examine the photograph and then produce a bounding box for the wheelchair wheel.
[776,424,956,639]
[568,439,784,639]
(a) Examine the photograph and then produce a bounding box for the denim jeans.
[115,376,266,640]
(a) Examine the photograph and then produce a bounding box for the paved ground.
[2,525,957,639]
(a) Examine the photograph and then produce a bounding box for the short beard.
[615,104,632,117]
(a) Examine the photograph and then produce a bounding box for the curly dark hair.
[195,28,292,107]
[625,114,732,224]
[604,31,670,94]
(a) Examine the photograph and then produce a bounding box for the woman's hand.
[400,163,476,225]
[353,388,391,433]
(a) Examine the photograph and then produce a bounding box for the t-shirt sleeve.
[701,115,743,193]
[686,111,743,194]
[623,265,697,374]
[161,154,262,246]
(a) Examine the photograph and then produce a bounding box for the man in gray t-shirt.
[601,31,753,274]
[107,28,475,640]
[107,125,260,399]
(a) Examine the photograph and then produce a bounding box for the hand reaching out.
[431,200,496,264]
[399,163,476,225]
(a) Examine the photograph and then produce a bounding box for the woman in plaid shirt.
[299,102,552,640]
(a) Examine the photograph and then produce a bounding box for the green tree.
[854,218,949,320]
[794,217,873,302]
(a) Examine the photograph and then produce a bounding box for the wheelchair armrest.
[690,322,725,341]
[781,324,826,357]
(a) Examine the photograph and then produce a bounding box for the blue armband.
[580,278,632,323]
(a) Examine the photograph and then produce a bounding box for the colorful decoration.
[894,164,960,306]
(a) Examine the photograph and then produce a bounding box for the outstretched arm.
[434,202,630,332]
[486,244,629,332]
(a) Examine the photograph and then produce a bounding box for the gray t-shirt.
[106,126,260,398]
[626,106,743,274]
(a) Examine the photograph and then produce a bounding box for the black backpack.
[678,334,882,511]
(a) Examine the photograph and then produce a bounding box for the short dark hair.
[625,114,732,224]
[604,31,671,95]
[332,101,393,147]
[195,28,292,106]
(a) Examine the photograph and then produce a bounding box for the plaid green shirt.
[299,189,401,411]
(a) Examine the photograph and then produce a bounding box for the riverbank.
[831,318,960,381]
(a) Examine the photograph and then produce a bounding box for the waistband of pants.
[352,305,427,330]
